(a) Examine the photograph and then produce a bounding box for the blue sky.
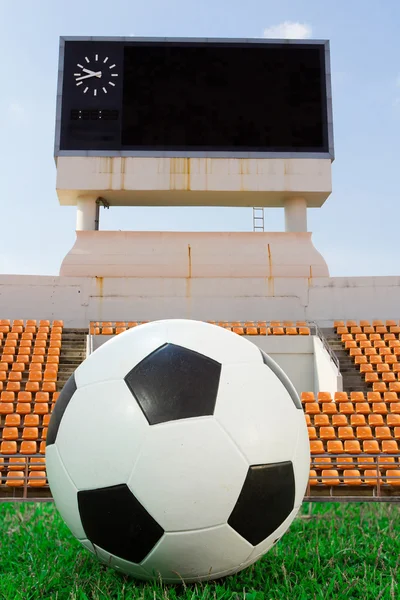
[0,0,399,277]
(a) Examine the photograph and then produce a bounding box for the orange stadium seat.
[30,457,46,471]
[299,327,310,335]
[24,414,39,426]
[5,414,21,427]
[2,428,18,441]
[327,440,344,453]
[8,457,26,471]
[344,440,361,454]
[386,471,400,486]
[20,441,37,454]
[28,471,47,487]
[305,403,320,415]
[314,414,330,426]
[16,403,31,415]
[369,414,384,426]
[6,471,24,487]
[322,402,338,414]
[0,441,17,454]
[321,470,340,485]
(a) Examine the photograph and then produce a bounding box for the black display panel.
[58,39,330,154]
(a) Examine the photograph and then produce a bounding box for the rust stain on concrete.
[95,276,104,321]
[267,243,274,296]
[186,244,192,310]
[308,265,313,287]
[168,158,192,191]
[188,244,192,278]
[96,276,104,297]
[121,157,126,190]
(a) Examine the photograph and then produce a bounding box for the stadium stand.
[0,318,399,501]
[89,321,312,336]
[0,321,86,499]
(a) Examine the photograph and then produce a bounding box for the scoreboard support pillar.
[76,197,97,231]
[284,197,307,233]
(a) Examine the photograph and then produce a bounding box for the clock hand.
[75,71,102,81]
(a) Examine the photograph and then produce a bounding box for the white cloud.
[8,102,27,122]
[263,21,312,40]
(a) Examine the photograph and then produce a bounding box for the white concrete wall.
[1,274,400,328]
[60,231,329,278]
[256,336,315,395]
[92,334,320,396]
[313,336,342,395]
[56,156,332,208]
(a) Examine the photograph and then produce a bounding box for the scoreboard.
[55,37,333,158]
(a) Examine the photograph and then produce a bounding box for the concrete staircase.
[57,329,87,391]
[321,328,369,394]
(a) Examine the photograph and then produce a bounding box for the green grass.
[0,502,399,600]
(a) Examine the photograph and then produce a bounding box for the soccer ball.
[46,319,309,582]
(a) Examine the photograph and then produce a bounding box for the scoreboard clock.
[55,37,334,158]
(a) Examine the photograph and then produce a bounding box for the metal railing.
[1,453,399,503]
[311,320,341,372]
[305,453,400,502]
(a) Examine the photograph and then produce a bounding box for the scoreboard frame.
[54,36,334,160]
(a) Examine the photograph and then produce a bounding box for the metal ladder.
[252,207,264,232]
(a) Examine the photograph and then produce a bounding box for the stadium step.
[56,329,87,390]
[322,328,369,394]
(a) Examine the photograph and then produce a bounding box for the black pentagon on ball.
[124,343,222,425]
[228,462,295,546]
[46,373,77,446]
[78,484,164,563]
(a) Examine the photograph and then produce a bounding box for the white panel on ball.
[214,363,299,465]
[128,417,248,531]
[93,545,149,580]
[55,380,149,490]
[80,539,96,554]
[141,524,253,583]
[45,445,86,540]
[165,320,263,365]
[75,321,169,387]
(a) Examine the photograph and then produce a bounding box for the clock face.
[73,53,119,96]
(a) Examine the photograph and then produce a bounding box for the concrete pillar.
[284,197,307,232]
[76,197,97,231]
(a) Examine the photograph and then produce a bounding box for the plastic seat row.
[309,468,400,486]
[0,440,46,454]
[89,321,312,336]
[0,319,63,335]
[345,339,400,350]
[0,402,54,416]
[310,438,400,456]
[0,470,47,487]
[2,413,52,427]
[335,319,400,331]
[305,412,400,427]
[0,381,57,394]
[340,333,400,344]
[1,427,48,441]
[307,425,399,444]
[0,342,61,354]
[301,391,399,403]
[304,402,400,416]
